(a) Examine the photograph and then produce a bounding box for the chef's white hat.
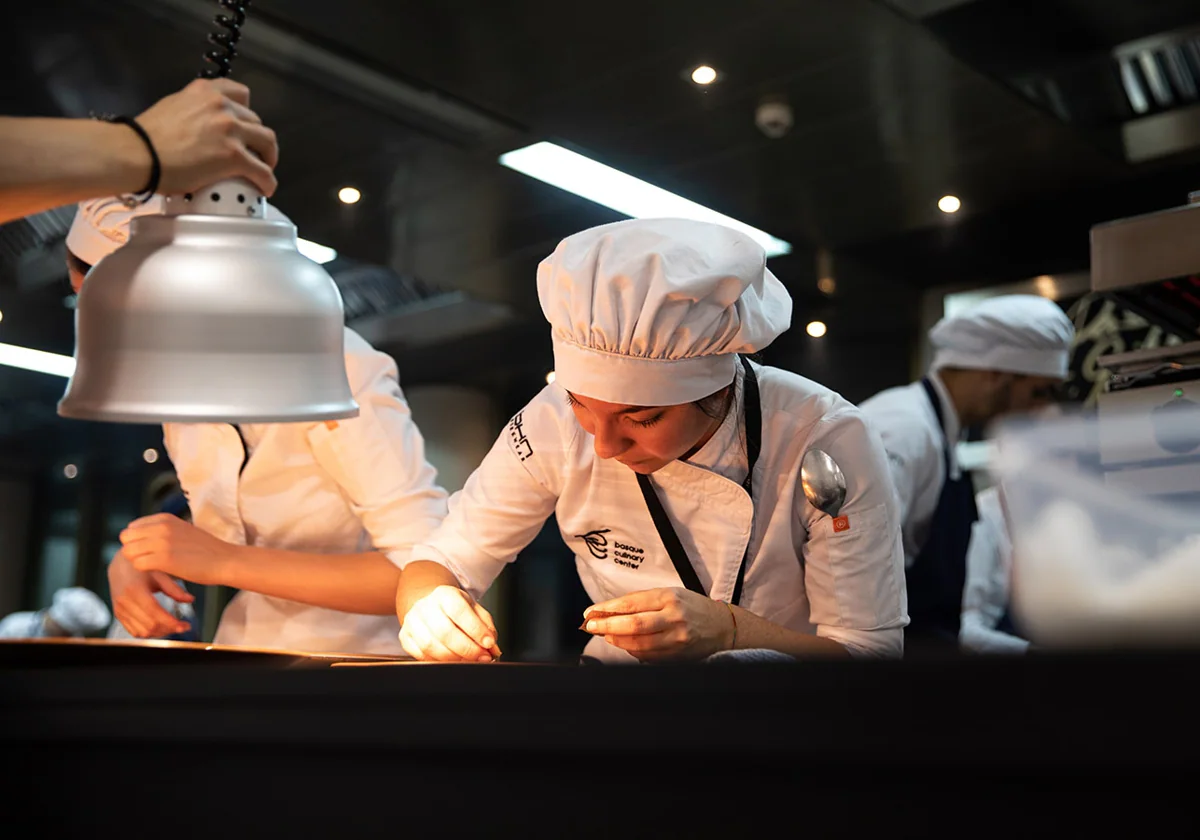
[537,218,792,406]
[46,587,111,635]
[929,294,1075,380]
[66,195,292,265]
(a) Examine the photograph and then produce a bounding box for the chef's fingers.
[436,588,497,652]
[584,610,669,637]
[586,588,664,619]
[125,513,173,529]
[398,622,424,660]
[127,584,188,636]
[604,629,675,653]
[222,97,262,126]
[234,124,281,184]
[403,615,472,662]
[113,603,151,638]
[149,571,195,603]
[115,596,166,638]
[423,605,492,661]
[118,524,154,545]
[209,77,252,108]
[123,541,168,573]
[470,602,502,658]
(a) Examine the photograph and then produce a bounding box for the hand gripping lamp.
[57,0,358,423]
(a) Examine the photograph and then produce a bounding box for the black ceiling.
[4,0,1200,470]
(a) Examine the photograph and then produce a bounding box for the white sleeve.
[305,346,449,568]
[960,499,1029,655]
[407,388,568,600]
[799,408,908,659]
[861,406,939,569]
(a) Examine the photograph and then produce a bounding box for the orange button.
[324,420,339,430]
[832,516,850,533]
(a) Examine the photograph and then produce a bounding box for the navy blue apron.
[904,378,978,648]
[996,605,1020,638]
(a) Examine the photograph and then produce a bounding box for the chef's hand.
[136,78,279,197]
[119,513,234,587]
[582,588,736,662]
[108,551,194,638]
[399,585,501,662]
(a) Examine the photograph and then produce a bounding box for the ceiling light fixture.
[690,65,718,85]
[499,141,792,257]
[806,320,827,338]
[143,448,159,464]
[546,371,556,385]
[938,195,961,214]
[0,342,76,378]
[57,0,357,425]
[337,186,361,204]
[297,238,338,264]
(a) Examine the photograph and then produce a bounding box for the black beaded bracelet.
[95,113,162,207]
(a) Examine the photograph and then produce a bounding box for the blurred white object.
[959,486,1029,654]
[994,402,1200,647]
[0,587,111,638]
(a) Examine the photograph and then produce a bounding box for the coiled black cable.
[199,0,251,79]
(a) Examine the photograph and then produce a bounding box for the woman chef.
[395,218,908,663]
[66,196,449,655]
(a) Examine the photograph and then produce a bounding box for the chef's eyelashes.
[566,391,663,427]
[631,413,664,428]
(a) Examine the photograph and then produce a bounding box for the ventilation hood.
[909,1,1200,164]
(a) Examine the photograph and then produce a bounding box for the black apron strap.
[920,377,946,439]
[636,356,761,606]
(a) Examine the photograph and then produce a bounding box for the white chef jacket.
[407,360,908,662]
[959,486,1028,654]
[859,373,962,568]
[159,327,448,655]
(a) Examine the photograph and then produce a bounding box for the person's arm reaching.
[395,388,569,661]
[0,78,278,224]
[119,344,448,618]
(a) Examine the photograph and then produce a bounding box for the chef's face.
[566,389,727,474]
[987,373,1062,420]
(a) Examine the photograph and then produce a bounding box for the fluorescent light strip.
[499,141,792,258]
[0,342,75,378]
[297,238,337,264]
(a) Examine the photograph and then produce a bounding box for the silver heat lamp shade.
[58,178,359,423]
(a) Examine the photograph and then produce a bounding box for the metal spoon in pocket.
[801,448,847,518]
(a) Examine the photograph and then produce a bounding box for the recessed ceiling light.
[938,195,961,214]
[63,464,78,479]
[143,448,159,464]
[691,65,718,85]
[0,309,4,323]
[338,186,361,204]
[546,371,556,385]
[806,320,827,338]
[817,277,836,295]
[499,142,791,257]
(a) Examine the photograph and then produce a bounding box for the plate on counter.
[0,637,407,668]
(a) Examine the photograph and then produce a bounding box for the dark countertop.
[2,646,1197,836]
